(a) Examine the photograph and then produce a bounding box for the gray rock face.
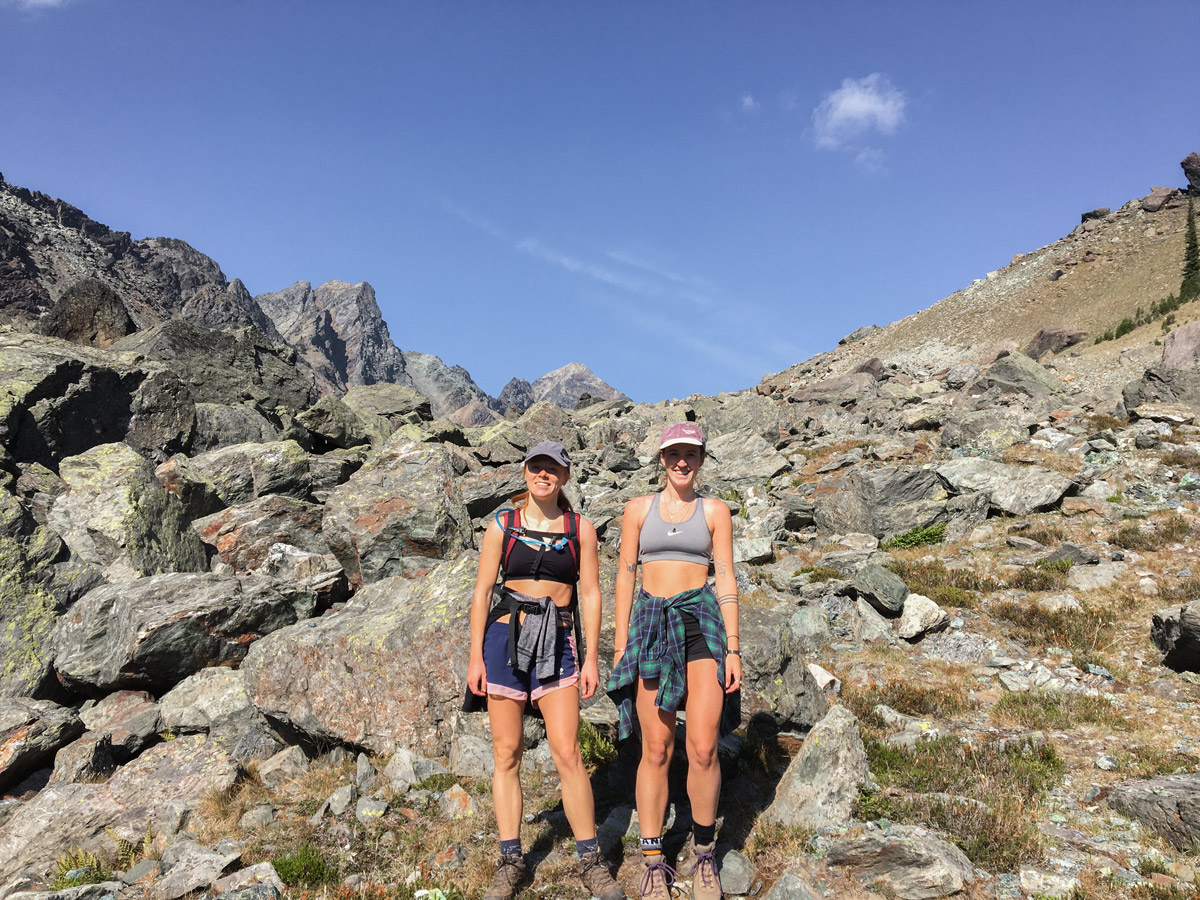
[77,690,162,759]
[827,824,976,899]
[35,279,136,349]
[295,395,368,450]
[854,564,909,616]
[111,320,313,417]
[1183,152,1200,194]
[0,734,239,885]
[897,594,950,641]
[530,363,627,409]
[184,440,311,507]
[0,699,84,791]
[1151,602,1200,672]
[762,870,821,900]
[936,458,1073,515]
[52,573,311,695]
[704,430,791,487]
[255,280,409,393]
[402,351,499,426]
[497,378,534,413]
[1107,772,1200,850]
[739,608,829,732]
[0,177,274,334]
[342,383,432,431]
[321,437,472,586]
[47,443,207,581]
[761,705,868,830]
[940,409,1029,453]
[971,351,1067,400]
[1160,320,1200,371]
[190,403,280,453]
[1023,325,1087,360]
[159,667,252,734]
[242,555,478,757]
[813,466,948,540]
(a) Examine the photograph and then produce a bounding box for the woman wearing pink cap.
[607,422,741,900]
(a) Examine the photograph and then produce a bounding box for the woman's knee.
[686,738,718,769]
[492,741,523,773]
[641,737,674,769]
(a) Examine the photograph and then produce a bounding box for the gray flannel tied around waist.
[497,587,561,682]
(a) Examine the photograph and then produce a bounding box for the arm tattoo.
[624,560,637,574]
[719,598,739,607]
[715,561,728,577]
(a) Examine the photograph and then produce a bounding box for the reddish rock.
[1023,326,1087,361]
[194,495,329,573]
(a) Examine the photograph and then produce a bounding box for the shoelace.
[691,850,717,887]
[640,859,677,897]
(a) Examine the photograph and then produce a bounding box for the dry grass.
[992,692,1127,730]
[990,596,1118,656]
[886,557,997,610]
[843,679,976,731]
[1108,514,1192,552]
[1159,447,1200,470]
[1000,444,1086,476]
[745,821,814,889]
[1002,558,1073,593]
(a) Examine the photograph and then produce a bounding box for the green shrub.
[53,847,113,890]
[578,720,617,769]
[994,692,1125,730]
[883,522,947,549]
[415,773,459,792]
[1114,318,1136,339]
[272,843,337,886]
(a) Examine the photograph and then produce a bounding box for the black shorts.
[680,611,714,661]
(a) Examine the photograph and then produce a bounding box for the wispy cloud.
[812,73,906,150]
[1,0,71,8]
[605,249,717,294]
[739,94,760,113]
[516,238,660,296]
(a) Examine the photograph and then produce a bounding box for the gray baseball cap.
[523,440,572,468]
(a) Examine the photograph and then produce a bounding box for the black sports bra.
[497,509,580,586]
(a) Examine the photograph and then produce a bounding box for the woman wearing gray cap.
[466,440,625,900]
[607,422,741,900]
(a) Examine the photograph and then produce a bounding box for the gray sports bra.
[638,493,712,565]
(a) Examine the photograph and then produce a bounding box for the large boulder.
[1151,602,1200,672]
[1161,320,1200,371]
[122,369,197,464]
[46,443,207,581]
[1107,773,1200,851]
[936,458,1073,516]
[184,441,311,507]
[110,320,313,417]
[854,564,908,616]
[322,438,472,585]
[0,735,239,886]
[761,705,868,830]
[827,824,976,899]
[51,573,311,695]
[738,608,829,732]
[0,698,84,791]
[970,351,1067,400]
[0,331,145,469]
[1183,152,1200,194]
[812,466,948,541]
[190,403,280,452]
[0,490,102,697]
[940,410,1029,454]
[193,495,330,573]
[341,383,433,436]
[704,430,791,487]
[242,555,478,757]
[34,278,137,349]
[1023,326,1087,361]
[295,395,368,450]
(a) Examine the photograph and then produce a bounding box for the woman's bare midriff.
[495,578,576,625]
[641,559,709,598]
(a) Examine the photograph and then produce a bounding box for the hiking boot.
[638,857,676,900]
[483,853,527,900]
[689,842,721,900]
[579,848,626,900]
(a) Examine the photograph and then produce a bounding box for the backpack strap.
[564,511,580,577]
[498,507,522,581]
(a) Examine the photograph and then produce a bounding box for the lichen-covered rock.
[1107,772,1200,851]
[77,690,162,759]
[184,441,311,507]
[123,369,197,465]
[295,395,368,450]
[194,495,330,573]
[0,698,84,791]
[321,438,471,585]
[191,403,280,453]
[158,667,251,734]
[762,705,868,830]
[242,555,478,757]
[52,573,311,695]
[46,443,207,581]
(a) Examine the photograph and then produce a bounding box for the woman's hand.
[612,646,625,668]
[467,655,488,697]
[724,653,742,694]
[580,657,601,700]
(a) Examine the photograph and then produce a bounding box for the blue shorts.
[483,615,578,706]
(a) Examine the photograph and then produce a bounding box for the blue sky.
[1,1,1196,402]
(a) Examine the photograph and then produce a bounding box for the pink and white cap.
[659,422,706,449]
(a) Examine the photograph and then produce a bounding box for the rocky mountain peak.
[531,362,627,409]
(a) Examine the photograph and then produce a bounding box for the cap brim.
[660,437,705,448]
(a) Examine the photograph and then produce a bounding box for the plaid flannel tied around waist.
[605,584,734,741]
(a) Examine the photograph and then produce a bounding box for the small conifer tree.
[1183,196,1199,301]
